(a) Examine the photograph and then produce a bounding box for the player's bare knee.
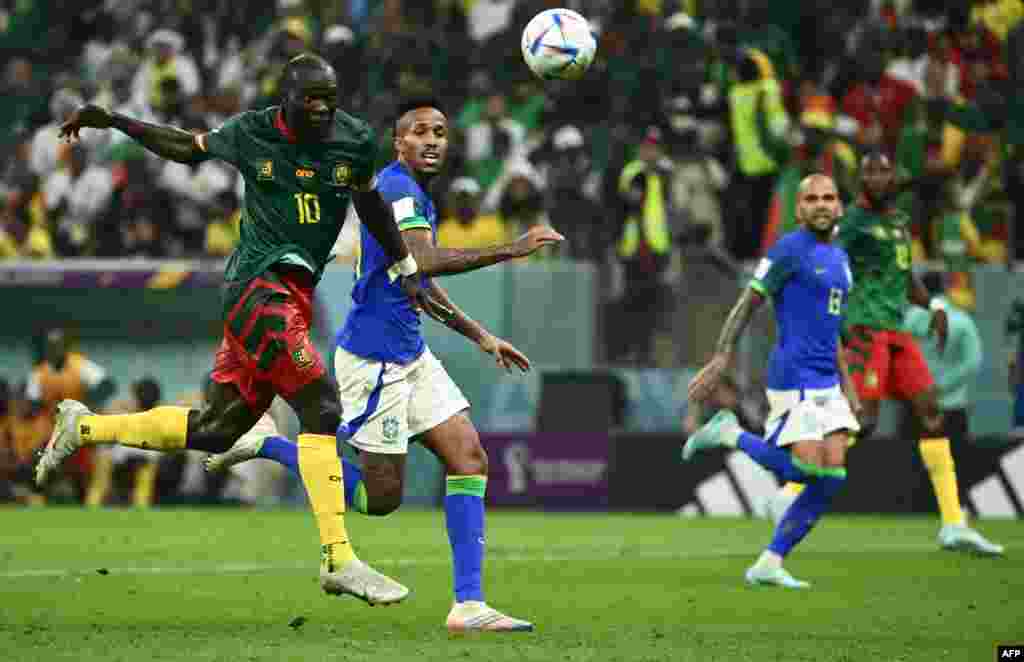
[360,453,404,516]
[449,441,488,477]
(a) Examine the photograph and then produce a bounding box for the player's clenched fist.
[512,225,564,257]
[58,104,113,141]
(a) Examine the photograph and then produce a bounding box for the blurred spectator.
[485,161,549,251]
[204,191,242,258]
[27,329,117,501]
[609,126,678,365]
[464,90,527,193]
[131,29,200,111]
[727,47,790,260]
[970,0,1024,42]
[903,273,984,472]
[44,143,114,256]
[1,380,50,505]
[761,90,857,251]
[437,176,509,250]
[840,49,918,154]
[533,125,608,261]
[157,116,235,254]
[29,89,85,181]
[1007,297,1024,438]
[0,58,46,151]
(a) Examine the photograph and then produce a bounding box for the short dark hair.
[281,53,335,94]
[394,96,446,134]
[861,149,893,169]
[133,377,162,411]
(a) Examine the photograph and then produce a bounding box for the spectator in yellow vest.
[437,177,510,249]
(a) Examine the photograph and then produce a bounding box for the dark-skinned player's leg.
[418,413,534,631]
[895,335,1003,554]
[260,269,409,604]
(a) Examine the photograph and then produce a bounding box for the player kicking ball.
[207,97,562,631]
[684,175,860,589]
[768,153,1002,556]
[35,54,454,605]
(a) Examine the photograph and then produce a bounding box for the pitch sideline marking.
[0,543,939,579]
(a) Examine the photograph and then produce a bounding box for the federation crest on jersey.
[292,347,313,370]
[333,163,352,186]
[381,416,400,441]
[257,160,274,181]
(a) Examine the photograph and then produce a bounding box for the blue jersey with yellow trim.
[750,229,852,390]
[336,161,434,364]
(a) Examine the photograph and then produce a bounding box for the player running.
[34,54,452,604]
[772,153,1003,555]
[684,174,860,588]
[206,97,562,631]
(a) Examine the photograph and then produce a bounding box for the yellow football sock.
[297,433,355,564]
[919,438,965,526]
[782,482,805,497]
[84,450,113,507]
[79,407,189,451]
[132,462,159,508]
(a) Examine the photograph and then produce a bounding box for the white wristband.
[387,254,418,282]
[929,298,946,312]
[397,254,418,276]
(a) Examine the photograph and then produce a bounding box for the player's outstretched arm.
[425,279,530,373]
[401,226,564,277]
[59,104,202,164]
[688,288,765,403]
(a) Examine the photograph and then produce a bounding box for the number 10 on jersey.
[294,193,320,224]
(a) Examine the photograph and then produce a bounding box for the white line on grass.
[1,542,938,579]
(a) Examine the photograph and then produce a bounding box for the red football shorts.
[211,267,326,411]
[844,326,934,401]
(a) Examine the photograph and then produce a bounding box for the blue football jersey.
[336,161,435,364]
[750,229,853,390]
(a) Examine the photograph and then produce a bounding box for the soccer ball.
[521,8,597,81]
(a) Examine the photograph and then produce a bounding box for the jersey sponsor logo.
[292,347,314,370]
[381,416,400,441]
[753,258,772,279]
[333,163,352,186]
[295,168,315,178]
[257,160,274,181]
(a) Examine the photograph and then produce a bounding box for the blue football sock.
[738,432,814,483]
[768,472,846,558]
[258,435,367,513]
[259,435,298,473]
[445,476,487,603]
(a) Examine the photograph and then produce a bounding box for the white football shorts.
[764,384,860,447]
[334,345,470,455]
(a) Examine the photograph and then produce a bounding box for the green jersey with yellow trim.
[836,203,912,331]
[197,106,377,285]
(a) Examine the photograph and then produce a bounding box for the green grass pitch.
[1,508,1021,661]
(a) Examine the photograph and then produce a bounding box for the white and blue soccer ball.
[521,8,597,81]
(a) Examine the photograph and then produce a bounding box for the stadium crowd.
[2,0,1021,505]
[0,0,1020,358]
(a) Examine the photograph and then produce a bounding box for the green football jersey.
[198,106,377,285]
[836,203,912,331]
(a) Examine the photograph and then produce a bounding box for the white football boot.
[938,524,1005,556]
[446,601,534,633]
[34,400,93,486]
[319,546,410,606]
